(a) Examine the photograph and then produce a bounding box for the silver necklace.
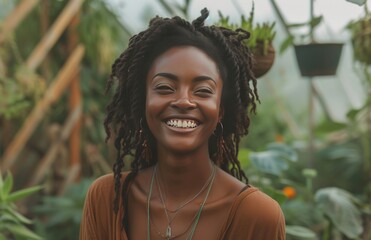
[156,165,216,239]
[147,164,216,240]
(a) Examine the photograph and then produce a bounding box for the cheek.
[145,92,168,129]
[145,92,157,120]
[202,96,223,124]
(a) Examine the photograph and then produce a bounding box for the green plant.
[215,3,276,55]
[0,172,42,240]
[347,13,371,65]
[347,1,370,66]
[34,178,94,240]
[239,142,367,239]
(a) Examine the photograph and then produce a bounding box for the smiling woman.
[80,8,285,240]
[146,47,222,158]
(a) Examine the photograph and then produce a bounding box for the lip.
[163,121,199,133]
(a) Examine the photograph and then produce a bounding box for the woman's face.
[145,46,223,155]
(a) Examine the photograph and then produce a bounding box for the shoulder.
[236,186,284,223]
[85,172,130,204]
[221,186,285,239]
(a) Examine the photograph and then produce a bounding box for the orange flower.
[275,135,284,143]
[282,186,296,199]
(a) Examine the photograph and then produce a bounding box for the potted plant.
[216,3,277,78]
[276,0,344,77]
[347,3,371,65]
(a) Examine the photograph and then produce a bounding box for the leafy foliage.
[347,13,371,64]
[0,172,42,240]
[215,3,276,55]
[34,178,94,240]
[240,140,368,239]
[315,188,363,239]
[286,225,317,240]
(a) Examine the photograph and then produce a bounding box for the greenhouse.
[0,0,370,239]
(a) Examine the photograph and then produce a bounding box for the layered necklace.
[147,164,216,240]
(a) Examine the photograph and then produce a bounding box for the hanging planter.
[277,0,346,78]
[215,3,276,79]
[294,43,343,77]
[348,13,371,64]
[252,42,276,78]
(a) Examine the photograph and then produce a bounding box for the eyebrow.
[152,73,216,85]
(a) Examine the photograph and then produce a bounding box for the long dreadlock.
[103,8,259,233]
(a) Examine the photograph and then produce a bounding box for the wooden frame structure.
[0,0,85,187]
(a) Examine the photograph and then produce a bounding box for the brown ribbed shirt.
[80,173,285,239]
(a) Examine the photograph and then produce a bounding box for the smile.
[165,119,199,128]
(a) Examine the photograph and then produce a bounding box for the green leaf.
[4,205,32,224]
[237,148,251,170]
[4,223,43,240]
[346,0,367,6]
[0,212,20,224]
[266,143,298,162]
[279,36,294,54]
[315,187,363,238]
[346,108,362,121]
[286,225,317,240]
[2,172,13,197]
[7,186,42,203]
[249,151,288,175]
[309,16,323,29]
[315,120,347,134]
[346,103,367,121]
[287,22,309,28]
[0,172,3,196]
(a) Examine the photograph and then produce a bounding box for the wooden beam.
[26,0,84,71]
[0,45,85,173]
[68,12,81,170]
[27,104,82,187]
[39,0,52,80]
[0,0,39,44]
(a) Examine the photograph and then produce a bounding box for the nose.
[170,95,197,110]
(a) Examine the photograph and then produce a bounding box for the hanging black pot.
[294,43,343,77]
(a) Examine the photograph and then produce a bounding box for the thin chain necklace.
[149,207,198,239]
[156,166,215,213]
[156,164,216,239]
[147,164,216,240]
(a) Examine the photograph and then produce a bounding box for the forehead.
[147,46,221,80]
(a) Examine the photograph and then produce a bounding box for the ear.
[218,105,224,122]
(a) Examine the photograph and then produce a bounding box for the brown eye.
[195,87,214,97]
[196,87,213,94]
[154,84,174,94]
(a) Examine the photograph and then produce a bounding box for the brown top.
[80,173,285,240]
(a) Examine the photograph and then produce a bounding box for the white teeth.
[166,119,198,128]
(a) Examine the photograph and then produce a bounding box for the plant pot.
[349,15,371,64]
[294,43,343,77]
[252,42,275,78]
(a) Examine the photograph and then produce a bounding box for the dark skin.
[128,47,245,239]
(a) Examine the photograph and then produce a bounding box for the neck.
[155,147,214,204]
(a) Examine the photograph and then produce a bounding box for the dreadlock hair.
[104,7,259,234]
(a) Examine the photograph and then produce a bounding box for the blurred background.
[0,0,370,239]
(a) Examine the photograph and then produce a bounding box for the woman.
[80,8,285,240]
